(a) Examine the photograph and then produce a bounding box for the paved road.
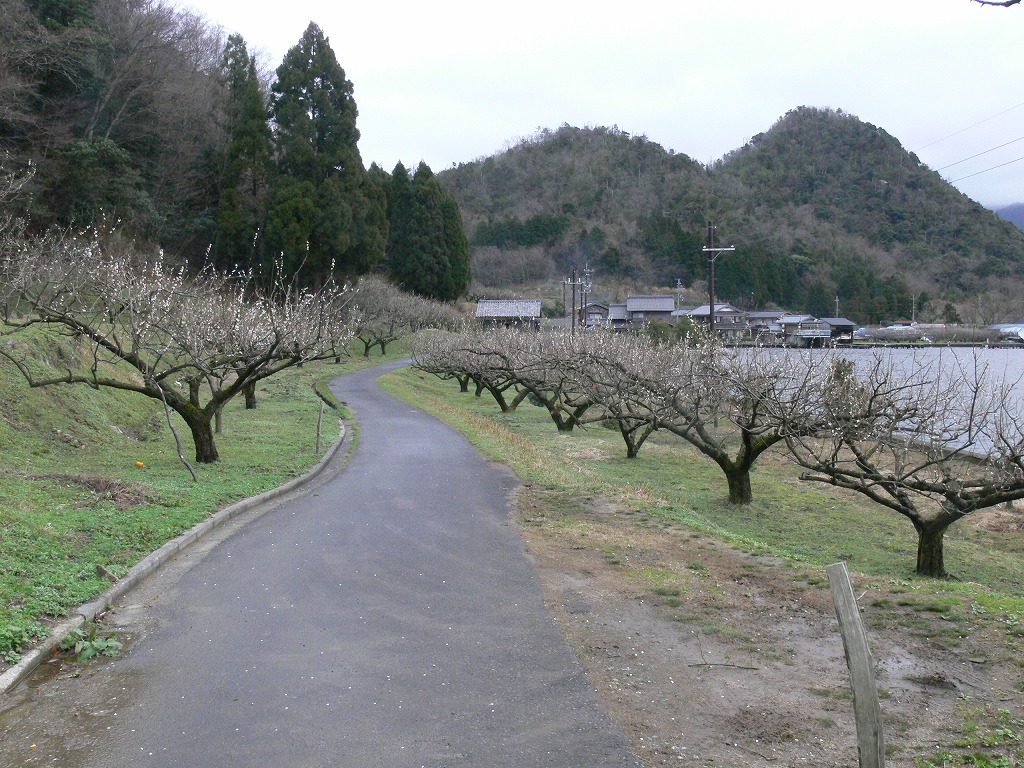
[0,362,639,768]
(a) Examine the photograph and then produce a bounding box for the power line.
[916,100,1024,151]
[934,134,1024,171]
[949,154,1024,182]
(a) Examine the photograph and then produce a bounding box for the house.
[745,310,788,342]
[625,295,677,326]
[475,299,542,330]
[781,315,832,347]
[682,303,749,338]
[607,303,629,330]
[685,303,745,322]
[581,301,610,327]
[779,314,817,335]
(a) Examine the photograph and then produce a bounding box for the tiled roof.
[626,295,676,312]
[475,299,542,318]
[687,303,744,317]
[608,304,628,320]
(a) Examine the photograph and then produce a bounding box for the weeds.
[59,624,122,662]
[0,622,48,664]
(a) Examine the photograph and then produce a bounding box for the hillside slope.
[439,109,1024,324]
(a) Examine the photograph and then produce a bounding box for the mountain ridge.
[439,107,1024,324]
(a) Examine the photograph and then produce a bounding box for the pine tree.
[216,34,273,272]
[265,22,384,282]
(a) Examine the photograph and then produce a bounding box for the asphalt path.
[2,361,639,767]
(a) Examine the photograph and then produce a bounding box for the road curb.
[0,419,350,695]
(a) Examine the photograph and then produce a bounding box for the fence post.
[827,561,885,768]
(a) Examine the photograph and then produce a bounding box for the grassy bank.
[381,366,1024,602]
[0,337,408,664]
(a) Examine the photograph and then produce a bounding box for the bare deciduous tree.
[414,329,530,412]
[781,351,1024,577]
[1,226,354,463]
[623,339,803,504]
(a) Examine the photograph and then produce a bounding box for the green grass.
[0,333,410,663]
[381,366,1024,599]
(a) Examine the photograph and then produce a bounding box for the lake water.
[837,345,1024,385]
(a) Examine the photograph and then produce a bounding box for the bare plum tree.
[351,275,464,358]
[780,351,1024,578]
[1,226,354,463]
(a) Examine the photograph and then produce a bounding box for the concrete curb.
[0,419,350,695]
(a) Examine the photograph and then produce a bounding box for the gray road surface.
[0,361,639,768]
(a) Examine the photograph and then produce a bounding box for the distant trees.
[440,113,1024,320]
[386,162,470,300]
[350,275,464,357]
[215,34,274,272]
[2,8,477,297]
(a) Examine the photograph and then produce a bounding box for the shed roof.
[818,317,856,328]
[475,299,542,318]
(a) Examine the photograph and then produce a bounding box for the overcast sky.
[184,0,1023,208]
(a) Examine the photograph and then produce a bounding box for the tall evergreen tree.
[385,161,470,301]
[265,22,384,281]
[385,162,420,290]
[215,34,274,272]
[439,193,471,298]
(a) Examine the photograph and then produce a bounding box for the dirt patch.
[972,507,1024,533]
[28,474,149,510]
[514,486,1024,767]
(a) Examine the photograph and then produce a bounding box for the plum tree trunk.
[179,405,219,463]
[244,382,257,409]
[914,520,949,578]
[725,469,753,505]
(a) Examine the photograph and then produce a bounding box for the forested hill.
[439,108,1024,324]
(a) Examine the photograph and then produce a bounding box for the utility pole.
[562,266,591,334]
[702,221,735,337]
[835,295,840,317]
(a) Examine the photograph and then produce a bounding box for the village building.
[625,295,677,326]
[818,317,858,344]
[475,299,542,330]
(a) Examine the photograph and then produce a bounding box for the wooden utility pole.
[702,222,734,336]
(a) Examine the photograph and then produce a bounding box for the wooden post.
[827,561,885,768]
[315,400,324,454]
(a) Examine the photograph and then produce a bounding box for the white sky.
[185,0,1024,207]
